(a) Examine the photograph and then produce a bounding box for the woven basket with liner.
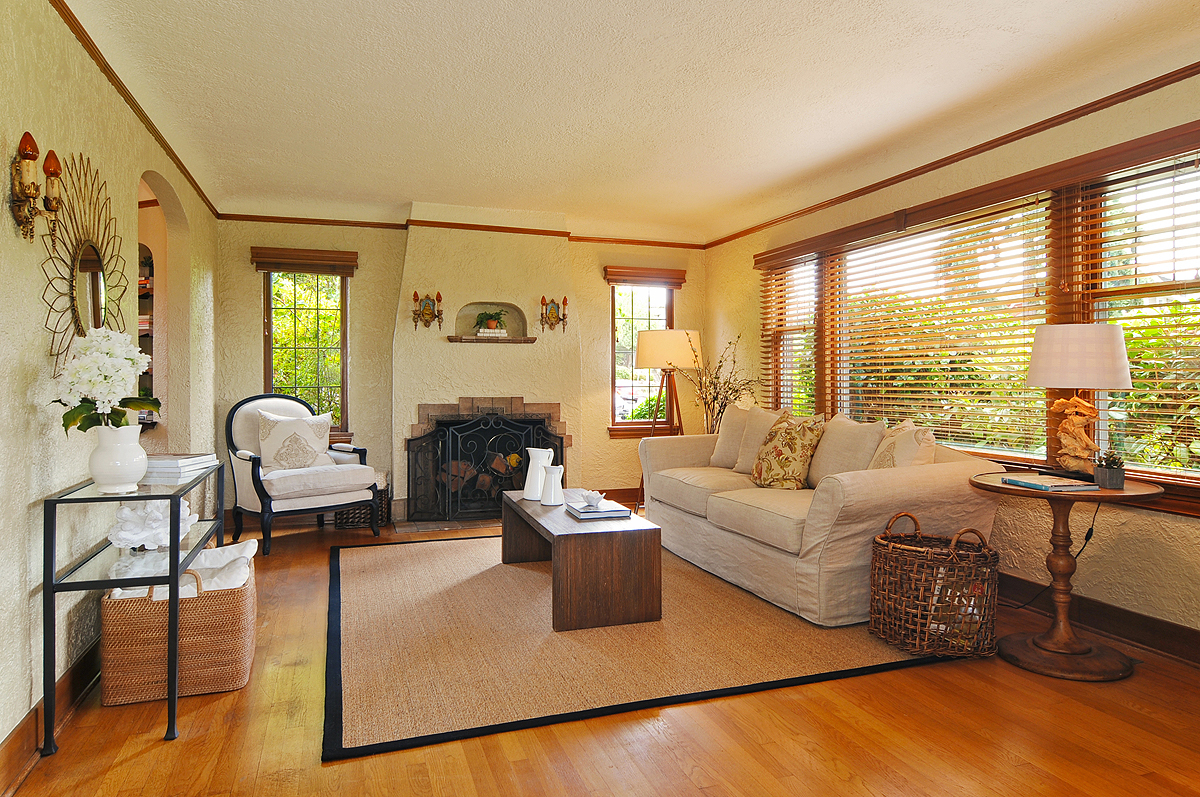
[868,512,999,658]
[100,559,256,706]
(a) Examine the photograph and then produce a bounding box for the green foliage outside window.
[270,272,344,426]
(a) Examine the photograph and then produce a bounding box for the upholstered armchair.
[225,394,380,554]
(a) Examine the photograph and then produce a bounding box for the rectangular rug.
[323,535,932,760]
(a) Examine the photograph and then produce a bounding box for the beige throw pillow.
[868,419,937,469]
[806,413,887,487]
[709,405,750,469]
[751,415,825,489]
[733,406,785,474]
[259,410,335,472]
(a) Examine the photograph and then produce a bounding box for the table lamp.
[1026,323,1132,474]
[635,329,701,438]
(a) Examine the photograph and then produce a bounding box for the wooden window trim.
[608,279,677,436]
[603,266,686,289]
[251,246,358,277]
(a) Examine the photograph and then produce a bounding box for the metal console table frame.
[42,463,224,754]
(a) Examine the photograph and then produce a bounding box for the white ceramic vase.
[539,465,565,506]
[89,424,147,494]
[522,448,554,500]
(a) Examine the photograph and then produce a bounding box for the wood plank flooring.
[15,522,1200,796]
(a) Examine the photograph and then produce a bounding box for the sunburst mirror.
[40,155,128,375]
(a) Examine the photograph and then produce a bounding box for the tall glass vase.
[89,424,147,494]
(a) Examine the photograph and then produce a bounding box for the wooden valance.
[602,266,686,289]
[250,247,358,277]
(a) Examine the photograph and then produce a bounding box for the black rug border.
[322,535,939,762]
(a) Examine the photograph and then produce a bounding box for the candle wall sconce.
[540,296,567,332]
[412,291,443,330]
[11,132,63,245]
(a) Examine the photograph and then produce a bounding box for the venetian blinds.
[821,196,1053,454]
[760,253,819,415]
[1073,150,1200,474]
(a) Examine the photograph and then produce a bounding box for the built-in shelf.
[447,335,538,344]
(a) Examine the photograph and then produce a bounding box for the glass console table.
[41,463,224,754]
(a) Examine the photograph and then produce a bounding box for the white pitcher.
[522,448,554,501]
[540,465,565,506]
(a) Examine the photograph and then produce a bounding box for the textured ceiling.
[66,0,1200,242]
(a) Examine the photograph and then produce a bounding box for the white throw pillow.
[868,419,937,469]
[709,405,750,469]
[806,413,887,487]
[733,406,785,474]
[258,409,335,472]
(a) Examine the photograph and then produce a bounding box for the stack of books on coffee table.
[565,498,632,520]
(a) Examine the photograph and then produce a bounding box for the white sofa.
[639,415,1005,627]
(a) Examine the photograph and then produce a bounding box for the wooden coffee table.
[501,489,662,631]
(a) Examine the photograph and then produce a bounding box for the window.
[604,266,686,436]
[757,126,1200,504]
[252,247,357,429]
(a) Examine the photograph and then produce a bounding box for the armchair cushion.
[259,410,335,472]
[260,463,378,500]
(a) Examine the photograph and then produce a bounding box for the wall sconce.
[540,295,567,332]
[412,291,443,329]
[11,132,61,244]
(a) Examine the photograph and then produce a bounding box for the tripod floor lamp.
[635,329,700,509]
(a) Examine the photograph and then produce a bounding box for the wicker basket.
[100,559,257,706]
[334,481,391,528]
[868,512,998,658]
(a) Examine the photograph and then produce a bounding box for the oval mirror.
[73,242,107,333]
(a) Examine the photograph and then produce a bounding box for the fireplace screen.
[406,412,564,521]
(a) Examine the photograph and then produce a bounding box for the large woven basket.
[334,481,391,529]
[868,512,998,658]
[100,559,257,706]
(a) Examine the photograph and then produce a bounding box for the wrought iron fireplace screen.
[406,412,564,521]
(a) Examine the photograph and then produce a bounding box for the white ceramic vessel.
[522,447,554,500]
[89,424,148,494]
[539,465,565,506]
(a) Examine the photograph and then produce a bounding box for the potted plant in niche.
[474,309,507,331]
[54,327,161,493]
[1094,450,1125,490]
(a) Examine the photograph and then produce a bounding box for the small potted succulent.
[474,310,507,330]
[1094,450,1125,490]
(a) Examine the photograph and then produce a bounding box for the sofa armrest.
[639,434,718,479]
[802,456,1007,559]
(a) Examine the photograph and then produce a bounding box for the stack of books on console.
[476,328,508,337]
[141,453,218,484]
[565,498,632,520]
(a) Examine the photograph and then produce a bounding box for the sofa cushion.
[261,463,377,500]
[869,419,937,469]
[807,413,886,487]
[649,467,756,517]
[259,410,335,472]
[707,488,817,554]
[751,414,825,489]
[709,405,749,469]
[733,406,785,474]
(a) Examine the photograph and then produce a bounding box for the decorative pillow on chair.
[751,414,826,489]
[258,410,336,472]
[868,419,937,469]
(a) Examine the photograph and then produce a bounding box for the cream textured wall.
[214,221,407,499]
[0,2,219,745]
[703,74,1200,631]
[570,242,706,489]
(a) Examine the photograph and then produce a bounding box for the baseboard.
[999,573,1200,666]
[1,640,100,797]
[602,488,640,508]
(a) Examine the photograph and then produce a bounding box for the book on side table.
[565,499,633,520]
[1001,474,1101,492]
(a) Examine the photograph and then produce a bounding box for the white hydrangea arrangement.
[55,327,160,433]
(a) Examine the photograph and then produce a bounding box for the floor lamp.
[635,329,701,509]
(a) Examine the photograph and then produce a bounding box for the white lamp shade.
[1026,323,1133,390]
[635,329,701,370]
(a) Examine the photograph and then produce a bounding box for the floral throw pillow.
[258,410,336,472]
[751,415,826,489]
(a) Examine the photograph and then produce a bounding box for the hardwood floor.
[16,522,1200,796]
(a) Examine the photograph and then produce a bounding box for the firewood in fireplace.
[436,460,478,492]
[486,453,511,475]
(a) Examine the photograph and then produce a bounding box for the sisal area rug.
[323,535,932,760]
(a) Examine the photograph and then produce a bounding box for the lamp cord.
[1010,501,1102,611]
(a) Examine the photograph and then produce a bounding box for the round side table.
[970,472,1162,681]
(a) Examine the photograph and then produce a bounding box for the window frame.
[755,121,1200,516]
[603,266,687,439]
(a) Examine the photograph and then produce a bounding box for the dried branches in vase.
[673,334,761,434]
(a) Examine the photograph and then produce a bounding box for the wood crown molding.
[48,0,219,218]
[407,219,571,238]
[709,58,1200,250]
[569,235,704,250]
[220,213,408,230]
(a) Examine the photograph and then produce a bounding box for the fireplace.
[406,397,566,522]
